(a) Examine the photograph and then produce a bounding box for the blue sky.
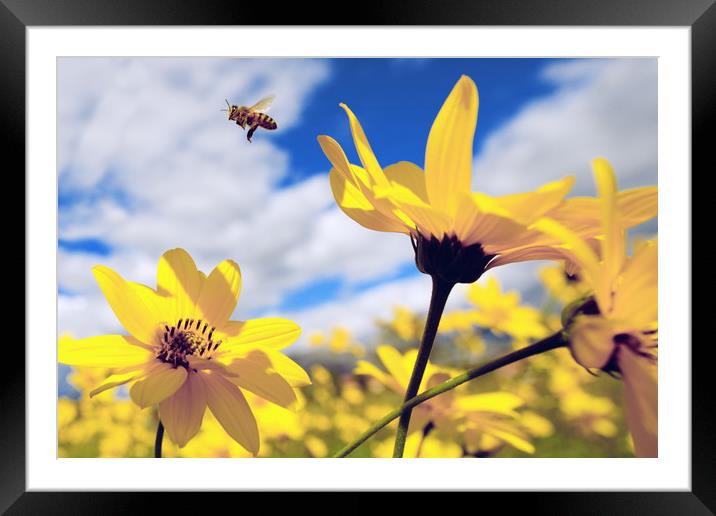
[57,57,657,352]
[274,58,562,185]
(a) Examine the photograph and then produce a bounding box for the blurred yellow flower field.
[59,264,640,458]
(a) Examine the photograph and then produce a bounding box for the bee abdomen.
[258,113,277,130]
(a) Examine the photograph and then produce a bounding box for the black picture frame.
[4,0,706,512]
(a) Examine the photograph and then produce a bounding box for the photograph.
[56,56,658,459]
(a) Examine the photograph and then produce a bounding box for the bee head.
[222,99,234,120]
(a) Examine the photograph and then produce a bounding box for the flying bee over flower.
[222,94,278,143]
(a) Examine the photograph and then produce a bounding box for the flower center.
[156,318,222,368]
[412,233,495,284]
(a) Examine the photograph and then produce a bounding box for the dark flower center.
[156,318,222,368]
[412,233,494,284]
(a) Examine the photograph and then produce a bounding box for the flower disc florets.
[412,232,494,284]
[156,318,222,369]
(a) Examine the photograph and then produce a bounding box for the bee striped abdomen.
[257,113,277,130]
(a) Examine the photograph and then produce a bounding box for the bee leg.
[246,124,259,143]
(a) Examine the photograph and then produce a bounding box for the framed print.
[5,0,709,511]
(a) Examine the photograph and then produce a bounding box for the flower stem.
[154,419,164,458]
[393,276,454,458]
[334,331,566,458]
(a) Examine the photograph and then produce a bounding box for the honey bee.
[222,95,277,142]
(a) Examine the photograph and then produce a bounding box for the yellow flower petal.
[531,217,606,309]
[613,240,658,326]
[425,75,478,216]
[92,265,169,345]
[59,335,154,368]
[376,345,413,390]
[619,347,658,458]
[129,362,188,408]
[159,370,207,448]
[593,158,625,284]
[569,316,616,369]
[494,176,575,225]
[156,248,203,322]
[617,186,658,226]
[454,193,531,248]
[339,103,388,188]
[485,246,569,270]
[383,161,429,204]
[354,360,397,391]
[225,347,311,388]
[456,392,524,417]
[226,350,298,409]
[221,318,301,351]
[329,167,409,233]
[89,369,145,398]
[196,259,242,328]
[377,182,452,238]
[203,372,260,455]
[484,425,535,455]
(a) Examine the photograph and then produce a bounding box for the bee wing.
[248,94,275,112]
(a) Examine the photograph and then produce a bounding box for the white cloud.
[473,58,657,196]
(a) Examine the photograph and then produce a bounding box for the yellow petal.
[456,392,524,416]
[454,193,531,248]
[221,318,301,351]
[89,369,145,398]
[617,186,658,226]
[92,265,169,345]
[376,346,413,391]
[317,135,355,181]
[156,248,203,322]
[354,360,396,391]
[619,347,658,457]
[225,347,310,388]
[59,335,154,368]
[377,182,452,238]
[196,259,242,328]
[383,161,429,203]
[329,167,409,233]
[129,363,188,408]
[593,158,625,284]
[494,176,575,225]
[484,426,535,455]
[339,103,388,188]
[159,370,207,448]
[226,350,298,409]
[485,246,569,270]
[531,217,607,309]
[425,75,478,216]
[569,316,616,369]
[613,239,658,326]
[203,372,260,455]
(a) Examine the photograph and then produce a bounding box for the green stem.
[334,331,567,458]
[154,419,164,458]
[393,276,454,458]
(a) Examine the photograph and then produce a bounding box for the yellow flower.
[441,277,548,339]
[59,248,310,454]
[534,158,657,457]
[355,345,451,431]
[318,75,656,283]
[452,391,536,455]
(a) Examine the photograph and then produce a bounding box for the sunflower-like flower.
[59,248,310,455]
[356,346,535,455]
[534,158,657,457]
[317,75,657,284]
